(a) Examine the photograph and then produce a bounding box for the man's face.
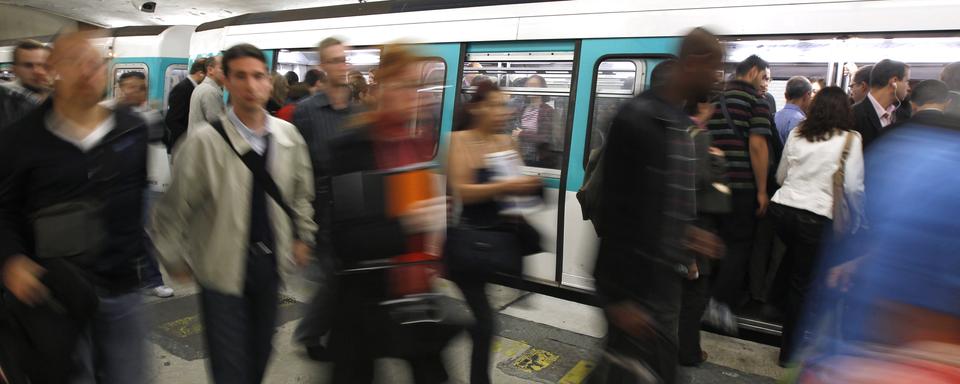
[320,44,348,86]
[207,56,224,84]
[13,48,50,90]
[49,38,107,107]
[224,57,271,111]
[895,69,911,100]
[379,64,421,123]
[750,67,771,94]
[119,77,147,106]
[850,81,868,103]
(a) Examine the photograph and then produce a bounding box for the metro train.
[2,0,959,336]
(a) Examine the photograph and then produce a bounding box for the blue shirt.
[226,107,272,155]
[775,103,806,143]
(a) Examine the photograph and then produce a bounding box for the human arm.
[447,132,539,205]
[749,134,770,216]
[843,132,865,228]
[775,133,792,186]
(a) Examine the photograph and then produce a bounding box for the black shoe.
[679,351,708,367]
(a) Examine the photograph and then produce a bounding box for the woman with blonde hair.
[266,72,288,115]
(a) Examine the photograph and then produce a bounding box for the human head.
[47,32,108,109]
[940,61,960,91]
[221,43,271,113]
[797,86,853,142]
[318,37,347,86]
[205,55,224,85]
[271,72,289,105]
[304,68,326,94]
[287,83,311,103]
[676,27,724,102]
[375,44,423,124]
[118,71,147,106]
[525,75,546,88]
[785,76,814,110]
[735,54,771,94]
[189,58,206,83]
[649,59,678,91]
[850,64,873,103]
[870,59,910,101]
[12,39,51,91]
[455,79,511,133]
[909,79,950,113]
[284,70,299,86]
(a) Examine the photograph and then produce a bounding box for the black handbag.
[444,219,541,277]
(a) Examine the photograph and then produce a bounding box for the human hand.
[708,146,725,158]
[401,196,447,234]
[827,257,862,292]
[685,226,724,259]
[756,192,769,217]
[687,262,700,280]
[498,176,541,196]
[1,255,49,306]
[606,301,654,339]
[293,240,312,268]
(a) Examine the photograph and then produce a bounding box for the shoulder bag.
[832,132,856,235]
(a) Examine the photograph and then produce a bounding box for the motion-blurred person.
[0,40,50,129]
[769,87,864,365]
[591,28,724,384]
[704,54,773,333]
[304,68,326,95]
[276,83,311,122]
[795,98,960,384]
[151,44,316,384]
[848,64,872,104]
[326,44,447,384]
[284,70,299,86]
[940,61,960,115]
[852,59,909,148]
[513,74,556,167]
[164,57,206,151]
[291,36,360,359]
[267,72,288,115]
[776,76,814,143]
[187,54,225,133]
[0,32,149,383]
[446,80,541,383]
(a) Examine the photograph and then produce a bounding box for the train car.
[189,0,960,336]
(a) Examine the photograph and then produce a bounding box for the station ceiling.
[2,0,386,28]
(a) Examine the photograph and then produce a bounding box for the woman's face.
[473,90,513,133]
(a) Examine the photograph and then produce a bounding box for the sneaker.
[148,285,174,298]
[702,299,739,335]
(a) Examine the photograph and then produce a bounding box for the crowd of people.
[0,26,958,384]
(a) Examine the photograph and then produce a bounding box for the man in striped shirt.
[704,54,773,331]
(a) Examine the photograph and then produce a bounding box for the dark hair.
[679,27,723,61]
[853,64,873,85]
[318,37,344,63]
[870,59,909,88]
[941,61,960,91]
[797,86,853,142]
[284,70,299,85]
[189,58,206,75]
[13,39,48,64]
[735,55,769,77]
[911,79,950,107]
[287,83,310,102]
[650,59,678,90]
[304,69,325,87]
[222,44,266,78]
[525,74,546,88]
[204,55,220,73]
[454,79,500,131]
[118,71,146,83]
[785,76,813,100]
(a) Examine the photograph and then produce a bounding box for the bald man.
[0,32,148,383]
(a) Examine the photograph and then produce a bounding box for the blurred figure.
[769,87,864,365]
[348,69,365,85]
[276,83,311,122]
[513,74,556,167]
[446,80,540,383]
[591,28,724,384]
[187,55,225,133]
[887,79,959,131]
[151,43,316,384]
[304,68,326,95]
[848,64,873,104]
[0,32,149,383]
[776,76,814,143]
[704,54,773,334]
[164,58,206,151]
[348,71,369,104]
[940,61,960,115]
[852,59,909,148]
[284,70,300,86]
[267,72,288,115]
[0,39,50,129]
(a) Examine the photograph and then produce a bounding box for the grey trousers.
[70,291,146,384]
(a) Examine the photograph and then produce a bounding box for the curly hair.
[796,86,853,142]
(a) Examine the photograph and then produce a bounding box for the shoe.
[680,351,708,367]
[148,285,174,298]
[702,299,739,335]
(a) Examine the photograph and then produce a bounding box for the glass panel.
[111,63,148,100]
[587,59,642,154]
[163,64,187,113]
[414,59,446,158]
[595,60,638,95]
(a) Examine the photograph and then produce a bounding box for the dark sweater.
[0,100,148,292]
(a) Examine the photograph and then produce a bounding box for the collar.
[201,76,221,90]
[867,92,897,118]
[728,79,759,95]
[188,76,199,87]
[223,107,293,151]
[44,107,116,152]
[783,103,805,114]
[227,106,271,136]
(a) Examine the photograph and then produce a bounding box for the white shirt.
[772,129,865,219]
[867,92,897,128]
[226,107,272,155]
[45,110,115,152]
[188,76,199,87]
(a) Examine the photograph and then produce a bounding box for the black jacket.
[0,82,43,130]
[887,109,960,132]
[852,98,884,148]
[164,77,194,150]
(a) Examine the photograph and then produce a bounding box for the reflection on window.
[462,58,573,173]
[163,64,187,113]
[588,60,644,156]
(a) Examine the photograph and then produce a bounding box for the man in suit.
[889,80,959,131]
[849,64,873,104]
[852,59,910,148]
[187,55,225,134]
[164,58,206,151]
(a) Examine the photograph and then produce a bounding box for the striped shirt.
[707,80,772,190]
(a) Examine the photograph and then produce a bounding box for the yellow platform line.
[559,360,596,384]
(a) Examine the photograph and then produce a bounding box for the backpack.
[576,145,606,236]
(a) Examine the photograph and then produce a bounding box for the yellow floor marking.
[492,338,530,358]
[559,360,596,384]
[158,315,203,338]
[512,348,560,373]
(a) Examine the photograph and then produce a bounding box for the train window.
[462,53,574,176]
[110,63,149,101]
[163,64,187,114]
[586,59,645,157]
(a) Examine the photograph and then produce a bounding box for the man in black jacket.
[0,40,51,130]
[591,28,724,384]
[0,33,148,383]
[853,59,910,148]
[164,58,206,151]
[888,79,960,131]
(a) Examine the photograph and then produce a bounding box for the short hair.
[284,70,299,85]
[735,55,769,77]
[287,83,311,102]
[650,59,679,90]
[678,27,723,62]
[376,43,420,84]
[941,62,960,91]
[118,71,146,83]
[911,79,950,106]
[785,76,813,100]
[189,58,206,75]
[13,39,48,64]
[870,59,909,88]
[853,64,873,85]
[317,37,344,63]
[204,56,220,73]
[221,44,266,78]
[304,69,325,86]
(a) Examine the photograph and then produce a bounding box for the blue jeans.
[70,292,146,384]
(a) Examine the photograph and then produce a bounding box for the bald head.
[49,32,108,107]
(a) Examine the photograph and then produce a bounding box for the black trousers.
[769,203,829,363]
[200,251,279,384]
[450,273,495,384]
[713,190,758,306]
[677,272,711,365]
